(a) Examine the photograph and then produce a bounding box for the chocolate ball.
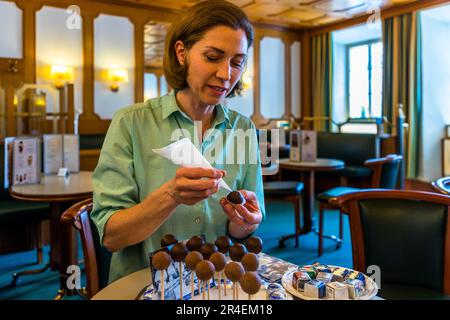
[241,253,259,272]
[161,234,178,248]
[200,243,218,260]
[215,235,232,254]
[227,191,245,205]
[245,236,263,254]
[186,236,204,252]
[152,251,171,270]
[224,261,244,282]
[170,242,188,262]
[209,252,227,272]
[185,251,203,270]
[229,243,248,262]
[239,272,262,295]
[195,260,215,281]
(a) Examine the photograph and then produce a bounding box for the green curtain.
[311,33,333,132]
[382,12,422,178]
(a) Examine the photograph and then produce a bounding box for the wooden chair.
[317,154,402,256]
[60,198,111,299]
[432,177,450,195]
[331,190,450,299]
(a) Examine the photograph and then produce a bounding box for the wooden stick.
[223,272,227,296]
[233,282,236,300]
[207,279,210,300]
[218,273,221,300]
[179,263,183,300]
[191,273,194,300]
[236,282,239,300]
[202,281,205,300]
[161,270,165,301]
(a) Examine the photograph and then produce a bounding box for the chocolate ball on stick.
[229,243,248,262]
[200,243,218,260]
[187,235,204,252]
[209,252,227,272]
[215,236,232,254]
[195,260,216,300]
[226,191,245,205]
[152,251,171,270]
[239,272,262,299]
[171,242,188,262]
[171,242,188,300]
[185,251,203,270]
[209,252,227,300]
[224,261,245,300]
[161,234,178,248]
[241,253,259,272]
[245,236,263,254]
[152,251,171,300]
[185,251,203,300]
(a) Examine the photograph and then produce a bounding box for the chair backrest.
[331,190,450,294]
[61,198,112,299]
[364,154,403,188]
[317,132,380,166]
[432,177,450,195]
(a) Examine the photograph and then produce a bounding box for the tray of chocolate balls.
[281,263,378,300]
[146,234,292,300]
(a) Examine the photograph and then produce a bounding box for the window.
[347,41,383,119]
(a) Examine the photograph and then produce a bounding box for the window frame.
[345,39,382,119]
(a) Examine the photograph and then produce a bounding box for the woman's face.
[176,25,248,107]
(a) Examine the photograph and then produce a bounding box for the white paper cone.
[152,138,231,191]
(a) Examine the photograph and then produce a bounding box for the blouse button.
[194,217,201,224]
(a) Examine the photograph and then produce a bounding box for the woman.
[91,0,265,283]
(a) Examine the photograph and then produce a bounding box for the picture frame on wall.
[443,139,450,176]
[446,125,450,138]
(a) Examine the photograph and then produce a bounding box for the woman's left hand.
[220,190,263,239]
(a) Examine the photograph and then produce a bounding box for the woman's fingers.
[235,204,262,224]
[220,198,245,225]
[176,167,224,180]
[175,177,219,191]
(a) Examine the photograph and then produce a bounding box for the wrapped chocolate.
[332,268,350,282]
[312,263,332,273]
[326,282,349,300]
[267,282,284,291]
[345,271,366,286]
[344,279,365,299]
[304,280,326,299]
[292,271,311,292]
[316,272,333,284]
[267,289,286,300]
[298,266,317,279]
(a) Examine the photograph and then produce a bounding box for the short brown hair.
[163,0,254,98]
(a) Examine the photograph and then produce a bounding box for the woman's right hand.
[166,167,226,206]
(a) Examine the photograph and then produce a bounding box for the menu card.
[43,134,80,174]
[12,136,41,185]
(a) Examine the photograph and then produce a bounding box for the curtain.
[311,33,333,132]
[382,12,422,178]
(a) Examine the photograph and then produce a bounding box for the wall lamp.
[107,69,128,92]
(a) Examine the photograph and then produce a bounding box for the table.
[92,267,382,300]
[10,171,93,300]
[278,158,345,241]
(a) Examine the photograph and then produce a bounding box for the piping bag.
[152,138,232,192]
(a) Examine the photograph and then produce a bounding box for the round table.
[92,269,150,300]
[278,158,344,238]
[10,171,93,300]
[92,267,383,300]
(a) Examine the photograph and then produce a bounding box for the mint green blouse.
[91,91,265,283]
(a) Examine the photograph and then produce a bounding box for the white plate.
[281,267,378,300]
